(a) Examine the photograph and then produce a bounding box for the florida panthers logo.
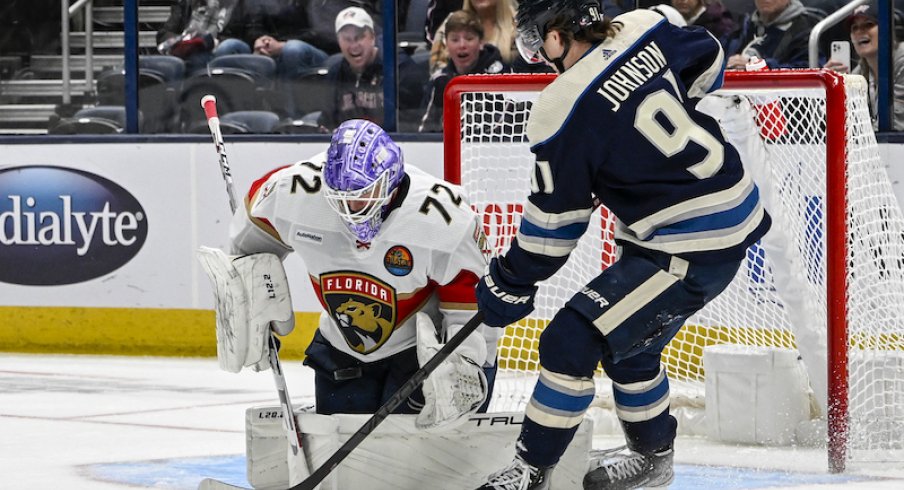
[320,272,398,354]
[334,299,394,352]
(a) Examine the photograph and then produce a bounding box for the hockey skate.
[475,456,553,490]
[582,444,674,490]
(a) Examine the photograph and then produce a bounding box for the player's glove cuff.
[476,257,537,328]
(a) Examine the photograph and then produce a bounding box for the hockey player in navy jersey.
[474,2,771,489]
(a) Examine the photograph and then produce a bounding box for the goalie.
[199,119,499,437]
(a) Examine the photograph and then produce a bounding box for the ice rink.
[2,353,903,490]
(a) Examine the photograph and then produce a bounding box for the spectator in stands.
[671,0,737,42]
[318,7,384,130]
[2,0,60,58]
[429,0,518,72]
[724,0,824,69]
[306,0,381,55]
[213,0,328,81]
[426,0,463,44]
[417,10,509,132]
[823,1,904,131]
[156,0,248,74]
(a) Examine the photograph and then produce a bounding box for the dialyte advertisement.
[0,141,441,311]
[0,165,149,286]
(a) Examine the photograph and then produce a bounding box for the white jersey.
[229,154,495,364]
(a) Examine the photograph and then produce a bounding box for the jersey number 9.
[634,90,724,179]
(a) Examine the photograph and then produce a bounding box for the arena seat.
[188,110,281,134]
[178,55,278,132]
[95,55,185,133]
[48,106,143,134]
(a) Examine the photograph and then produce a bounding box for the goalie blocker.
[244,406,593,490]
[196,247,295,373]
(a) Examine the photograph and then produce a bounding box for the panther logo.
[320,271,398,354]
[334,299,395,353]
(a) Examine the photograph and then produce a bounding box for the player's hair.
[544,10,615,44]
[445,10,484,40]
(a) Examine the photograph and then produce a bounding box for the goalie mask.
[515,0,603,67]
[324,119,405,243]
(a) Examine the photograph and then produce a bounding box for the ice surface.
[1,354,901,489]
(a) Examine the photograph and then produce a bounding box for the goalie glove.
[415,312,488,432]
[197,247,294,373]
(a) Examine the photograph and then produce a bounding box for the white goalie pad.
[246,408,592,490]
[415,312,488,431]
[197,247,294,373]
[246,405,313,490]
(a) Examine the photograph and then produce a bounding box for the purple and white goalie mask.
[323,119,404,243]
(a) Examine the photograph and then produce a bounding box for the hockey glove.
[196,247,293,373]
[415,313,488,432]
[476,256,537,328]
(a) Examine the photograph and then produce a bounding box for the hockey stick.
[200,95,307,465]
[288,311,486,490]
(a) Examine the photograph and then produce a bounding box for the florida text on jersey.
[240,158,492,363]
[509,9,771,283]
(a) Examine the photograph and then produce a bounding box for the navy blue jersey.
[506,10,771,284]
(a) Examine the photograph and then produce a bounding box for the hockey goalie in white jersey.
[205,119,499,435]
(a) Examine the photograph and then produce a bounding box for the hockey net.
[443,71,904,471]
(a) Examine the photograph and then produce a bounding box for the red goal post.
[442,70,904,473]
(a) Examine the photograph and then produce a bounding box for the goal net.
[443,71,904,471]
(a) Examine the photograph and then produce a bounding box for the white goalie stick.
[198,95,308,482]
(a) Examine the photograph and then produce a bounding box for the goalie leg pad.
[197,247,294,373]
[246,405,315,489]
[415,312,488,431]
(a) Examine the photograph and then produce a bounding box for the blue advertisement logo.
[0,166,148,285]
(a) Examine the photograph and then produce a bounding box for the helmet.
[515,0,603,64]
[323,119,404,243]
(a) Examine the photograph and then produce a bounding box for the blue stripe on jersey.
[650,187,760,237]
[532,379,596,412]
[708,61,726,92]
[519,217,590,241]
[530,18,668,150]
[612,375,670,408]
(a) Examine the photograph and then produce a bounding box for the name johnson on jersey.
[597,40,668,112]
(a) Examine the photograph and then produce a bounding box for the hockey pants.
[305,330,497,414]
[516,244,742,467]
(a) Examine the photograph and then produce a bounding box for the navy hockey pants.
[304,330,496,414]
[517,244,742,467]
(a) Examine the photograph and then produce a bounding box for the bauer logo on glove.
[485,275,532,304]
[476,257,538,328]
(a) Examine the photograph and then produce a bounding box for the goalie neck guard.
[323,119,405,243]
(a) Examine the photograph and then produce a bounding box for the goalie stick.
[287,311,485,490]
[200,95,307,468]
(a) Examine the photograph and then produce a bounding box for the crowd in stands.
[29,0,904,133]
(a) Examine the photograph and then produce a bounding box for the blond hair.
[429,0,517,72]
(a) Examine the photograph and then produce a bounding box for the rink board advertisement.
[2,141,904,355]
[0,141,440,356]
